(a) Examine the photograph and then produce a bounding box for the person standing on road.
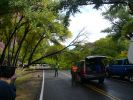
[55,63,59,77]
[0,66,17,100]
[71,65,78,86]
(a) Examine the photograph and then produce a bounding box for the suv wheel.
[106,71,112,78]
[76,74,86,83]
[76,74,81,82]
[128,75,133,82]
[120,75,125,79]
[98,78,104,84]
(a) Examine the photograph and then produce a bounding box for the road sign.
[128,37,133,64]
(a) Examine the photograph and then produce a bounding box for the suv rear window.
[86,61,95,71]
[85,58,105,72]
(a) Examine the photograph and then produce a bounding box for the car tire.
[128,75,133,82]
[106,71,111,78]
[98,78,104,84]
[120,75,125,79]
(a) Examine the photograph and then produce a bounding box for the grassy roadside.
[15,69,43,100]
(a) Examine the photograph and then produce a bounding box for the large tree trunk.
[25,43,71,67]
[0,16,23,65]
[27,34,46,65]
[21,47,28,67]
[12,24,30,67]
[24,30,82,67]
[7,41,11,66]
[11,36,16,64]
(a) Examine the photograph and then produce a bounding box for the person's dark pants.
[71,72,77,86]
[55,70,58,77]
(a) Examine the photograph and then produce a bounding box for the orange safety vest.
[71,66,78,72]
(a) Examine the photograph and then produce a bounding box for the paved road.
[43,70,133,100]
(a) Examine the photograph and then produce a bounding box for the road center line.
[39,70,45,100]
[61,72,121,100]
[86,85,121,100]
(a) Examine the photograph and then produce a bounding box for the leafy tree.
[122,19,133,39]
[57,0,133,26]
[0,0,72,68]
[90,37,129,57]
[102,6,133,40]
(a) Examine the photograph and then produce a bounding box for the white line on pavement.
[39,70,45,100]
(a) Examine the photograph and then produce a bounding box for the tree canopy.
[57,0,133,26]
[0,0,132,69]
[0,0,72,67]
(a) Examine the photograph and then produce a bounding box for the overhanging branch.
[24,30,85,67]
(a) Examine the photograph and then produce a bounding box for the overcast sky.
[66,5,111,45]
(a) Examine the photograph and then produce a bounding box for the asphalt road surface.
[43,70,133,100]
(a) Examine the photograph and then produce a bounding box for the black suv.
[75,56,107,83]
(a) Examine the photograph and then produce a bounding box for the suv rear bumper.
[81,73,106,80]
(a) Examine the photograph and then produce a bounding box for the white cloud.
[67,5,111,44]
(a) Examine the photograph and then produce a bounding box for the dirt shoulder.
[15,69,43,100]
